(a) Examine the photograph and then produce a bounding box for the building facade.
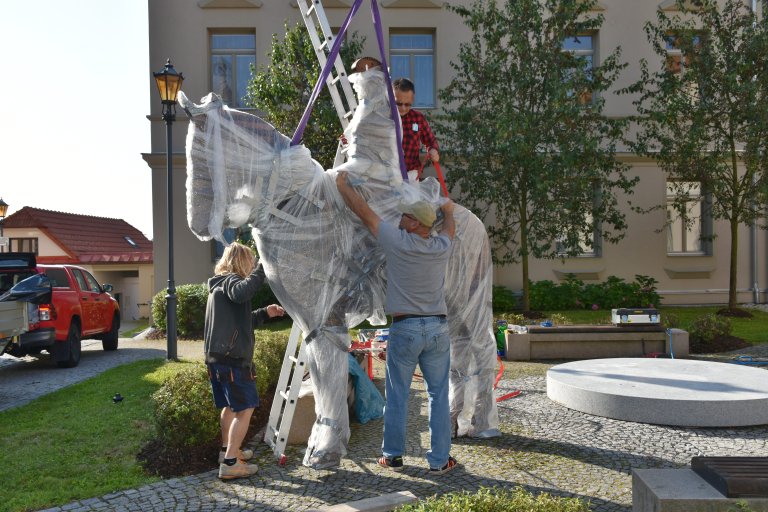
[146,0,768,306]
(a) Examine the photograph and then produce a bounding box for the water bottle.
[495,320,507,357]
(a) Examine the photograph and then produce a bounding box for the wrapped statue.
[179,65,500,469]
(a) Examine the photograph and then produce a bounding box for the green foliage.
[252,329,290,396]
[437,0,637,310]
[622,0,768,309]
[151,288,168,331]
[151,363,220,450]
[176,283,208,337]
[529,274,661,311]
[492,285,518,312]
[246,22,364,169]
[152,284,208,337]
[688,313,732,347]
[662,311,680,329]
[396,486,589,512]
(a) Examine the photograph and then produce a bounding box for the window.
[210,32,256,109]
[665,34,701,75]
[666,181,711,254]
[82,270,102,293]
[6,237,38,254]
[390,32,435,108]
[43,268,70,288]
[72,269,89,291]
[562,34,595,105]
[557,212,600,257]
[665,34,702,102]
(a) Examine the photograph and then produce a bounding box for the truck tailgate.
[0,301,29,339]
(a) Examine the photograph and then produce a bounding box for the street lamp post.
[153,59,184,361]
[0,198,8,253]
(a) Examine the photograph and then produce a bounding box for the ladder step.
[288,355,299,363]
[330,73,346,86]
[307,2,317,16]
[317,37,332,52]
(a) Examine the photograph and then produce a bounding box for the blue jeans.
[382,315,451,469]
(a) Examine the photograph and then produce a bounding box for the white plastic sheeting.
[179,68,499,469]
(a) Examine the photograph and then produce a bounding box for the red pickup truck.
[0,253,120,368]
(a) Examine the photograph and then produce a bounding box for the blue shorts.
[207,363,260,412]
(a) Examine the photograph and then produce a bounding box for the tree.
[623,0,768,311]
[436,0,637,311]
[246,22,364,169]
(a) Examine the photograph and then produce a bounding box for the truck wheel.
[102,314,119,351]
[56,323,82,368]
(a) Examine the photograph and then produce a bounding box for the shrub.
[151,363,219,450]
[396,486,589,512]
[688,313,732,346]
[662,312,680,329]
[492,285,518,312]
[529,279,580,310]
[176,283,208,337]
[527,274,662,311]
[252,330,290,396]
[151,283,210,338]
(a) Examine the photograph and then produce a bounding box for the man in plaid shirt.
[393,78,439,181]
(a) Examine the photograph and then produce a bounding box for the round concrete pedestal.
[547,358,768,427]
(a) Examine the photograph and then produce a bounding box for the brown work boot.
[218,459,259,480]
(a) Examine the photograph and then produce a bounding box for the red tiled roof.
[3,207,153,265]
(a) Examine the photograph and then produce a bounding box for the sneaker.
[377,455,404,472]
[430,456,458,475]
[218,448,254,464]
[218,459,258,480]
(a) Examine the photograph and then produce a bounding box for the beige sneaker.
[218,448,254,464]
[218,459,259,480]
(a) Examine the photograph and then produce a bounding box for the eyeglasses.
[395,102,412,108]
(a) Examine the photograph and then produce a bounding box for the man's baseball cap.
[398,200,437,227]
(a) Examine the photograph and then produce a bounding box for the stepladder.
[294,0,359,166]
[263,322,308,464]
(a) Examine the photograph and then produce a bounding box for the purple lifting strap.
[290,0,409,181]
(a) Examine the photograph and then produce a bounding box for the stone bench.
[504,325,688,361]
[633,457,768,511]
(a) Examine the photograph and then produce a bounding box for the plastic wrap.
[179,68,499,468]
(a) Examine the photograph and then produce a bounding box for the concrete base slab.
[311,491,418,512]
[547,358,768,426]
[633,469,768,511]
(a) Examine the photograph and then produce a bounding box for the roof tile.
[3,207,153,264]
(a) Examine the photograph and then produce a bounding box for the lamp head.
[153,58,184,105]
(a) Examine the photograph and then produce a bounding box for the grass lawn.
[0,359,195,512]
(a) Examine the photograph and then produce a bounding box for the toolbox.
[611,308,660,326]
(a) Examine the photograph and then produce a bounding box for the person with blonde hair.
[203,241,285,480]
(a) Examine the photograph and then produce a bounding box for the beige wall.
[147,0,768,306]
[2,227,69,257]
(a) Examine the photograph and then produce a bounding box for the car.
[0,253,120,368]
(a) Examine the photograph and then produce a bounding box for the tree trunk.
[729,217,739,309]
[520,207,530,312]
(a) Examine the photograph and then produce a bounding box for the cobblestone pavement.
[28,342,768,512]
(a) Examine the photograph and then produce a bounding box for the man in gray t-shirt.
[336,171,459,475]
